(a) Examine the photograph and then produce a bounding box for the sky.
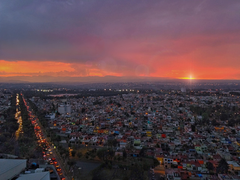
[0,0,240,82]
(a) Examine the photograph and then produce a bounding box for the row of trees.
[28,100,48,128]
[0,95,17,154]
[206,158,229,174]
[18,94,37,158]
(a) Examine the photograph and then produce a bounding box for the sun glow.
[179,75,195,80]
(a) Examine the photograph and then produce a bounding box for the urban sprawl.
[1,87,240,180]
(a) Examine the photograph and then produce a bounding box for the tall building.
[58,102,71,114]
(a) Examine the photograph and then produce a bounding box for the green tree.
[220,113,228,121]
[123,150,127,159]
[0,135,6,143]
[97,148,108,161]
[77,152,82,158]
[67,160,76,170]
[231,129,236,134]
[72,150,76,157]
[206,162,214,172]
[153,158,160,167]
[217,158,229,174]
[228,119,236,127]
[191,124,196,132]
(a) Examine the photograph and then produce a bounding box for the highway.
[21,94,68,180]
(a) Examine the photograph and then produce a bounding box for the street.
[22,95,67,180]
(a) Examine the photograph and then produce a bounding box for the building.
[17,171,50,180]
[0,159,50,180]
[0,159,27,180]
[45,113,55,120]
[58,102,71,114]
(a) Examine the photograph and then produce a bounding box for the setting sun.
[179,76,195,80]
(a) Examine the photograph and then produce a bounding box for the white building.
[0,159,27,180]
[0,159,50,180]
[45,113,55,120]
[17,171,50,180]
[58,102,71,114]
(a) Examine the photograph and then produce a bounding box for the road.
[22,94,67,180]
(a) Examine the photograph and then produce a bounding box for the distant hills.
[0,75,239,84]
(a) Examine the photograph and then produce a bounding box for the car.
[49,161,53,165]
[55,164,60,168]
[51,158,56,161]
[57,168,61,172]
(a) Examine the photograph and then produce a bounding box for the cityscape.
[1,82,240,180]
[1,0,240,180]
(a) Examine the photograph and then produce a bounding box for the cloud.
[0,0,240,80]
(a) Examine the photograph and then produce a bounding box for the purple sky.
[1,0,240,82]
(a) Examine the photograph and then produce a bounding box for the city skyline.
[1,0,240,82]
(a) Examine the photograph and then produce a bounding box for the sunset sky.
[1,0,240,82]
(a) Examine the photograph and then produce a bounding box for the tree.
[231,129,236,134]
[97,148,108,161]
[77,152,82,158]
[56,135,61,142]
[220,113,228,121]
[72,150,76,157]
[153,158,160,167]
[228,119,236,127]
[139,147,147,157]
[123,150,127,159]
[107,139,118,148]
[206,162,214,172]
[81,108,85,113]
[191,125,196,132]
[92,171,107,180]
[67,160,76,170]
[216,158,229,174]
[212,119,220,126]
[0,135,6,143]
[161,143,170,151]
[202,112,209,121]
[179,103,184,107]
[130,163,145,180]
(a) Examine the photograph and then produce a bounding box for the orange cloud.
[0,60,75,76]
[0,60,123,78]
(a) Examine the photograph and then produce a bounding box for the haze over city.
[1,0,240,82]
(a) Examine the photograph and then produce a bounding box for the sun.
[179,75,195,80]
[189,75,195,80]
